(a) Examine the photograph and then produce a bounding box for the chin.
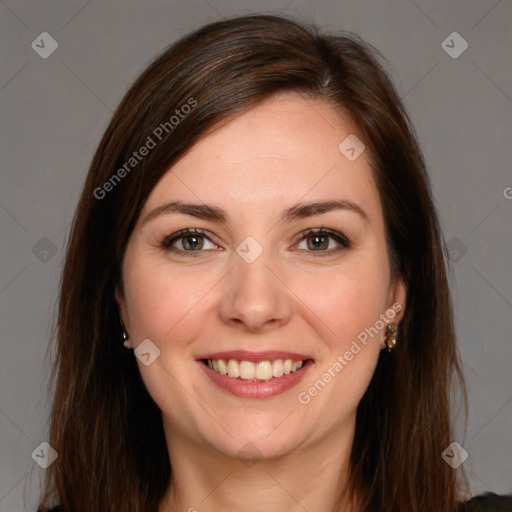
[226,410,314,451]
[207,428,306,463]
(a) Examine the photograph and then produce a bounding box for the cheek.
[122,253,207,347]
[293,257,391,350]
[293,262,388,421]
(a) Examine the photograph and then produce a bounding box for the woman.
[37,13,511,512]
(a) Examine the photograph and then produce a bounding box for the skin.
[116,92,406,512]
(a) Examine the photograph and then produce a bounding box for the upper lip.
[197,350,313,363]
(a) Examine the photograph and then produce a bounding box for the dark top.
[39,492,512,511]
[458,493,512,511]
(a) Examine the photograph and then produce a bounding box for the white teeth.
[272,359,284,378]
[227,359,240,378]
[240,360,255,379]
[255,361,273,380]
[217,359,228,375]
[206,358,306,380]
[291,360,304,371]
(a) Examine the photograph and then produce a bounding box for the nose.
[218,247,293,333]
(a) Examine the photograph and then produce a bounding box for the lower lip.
[198,359,314,399]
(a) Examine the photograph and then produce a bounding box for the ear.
[387,275,407,324]
[114,283,130,335]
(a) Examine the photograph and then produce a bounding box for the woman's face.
[116,92,406,461]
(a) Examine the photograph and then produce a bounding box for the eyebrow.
[142,199,369,225]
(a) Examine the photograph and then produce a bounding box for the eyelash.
[161,227,351,258]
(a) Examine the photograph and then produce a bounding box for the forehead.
[140,92,381,226]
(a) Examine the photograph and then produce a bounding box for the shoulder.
[459,492,512,511]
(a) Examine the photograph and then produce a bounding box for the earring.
[122,330,132,349]
[119,317,133,350]
[385,323,398,352]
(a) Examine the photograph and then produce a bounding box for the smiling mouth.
[202,358,311,381]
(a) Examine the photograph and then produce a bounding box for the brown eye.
[296,228,350,256]
[177,233,204,250]
[162,228,217,256]
[305,233,329,250]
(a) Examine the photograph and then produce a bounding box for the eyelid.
[300,227,350,246]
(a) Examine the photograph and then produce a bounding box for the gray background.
[1,0,511,510]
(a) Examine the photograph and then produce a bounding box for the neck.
[158,414,358,512]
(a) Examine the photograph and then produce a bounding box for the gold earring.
[122,330,132,349]
[385,323,398,352]
[119,317,132,349]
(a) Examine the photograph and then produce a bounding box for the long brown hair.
[38,13,468,512]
